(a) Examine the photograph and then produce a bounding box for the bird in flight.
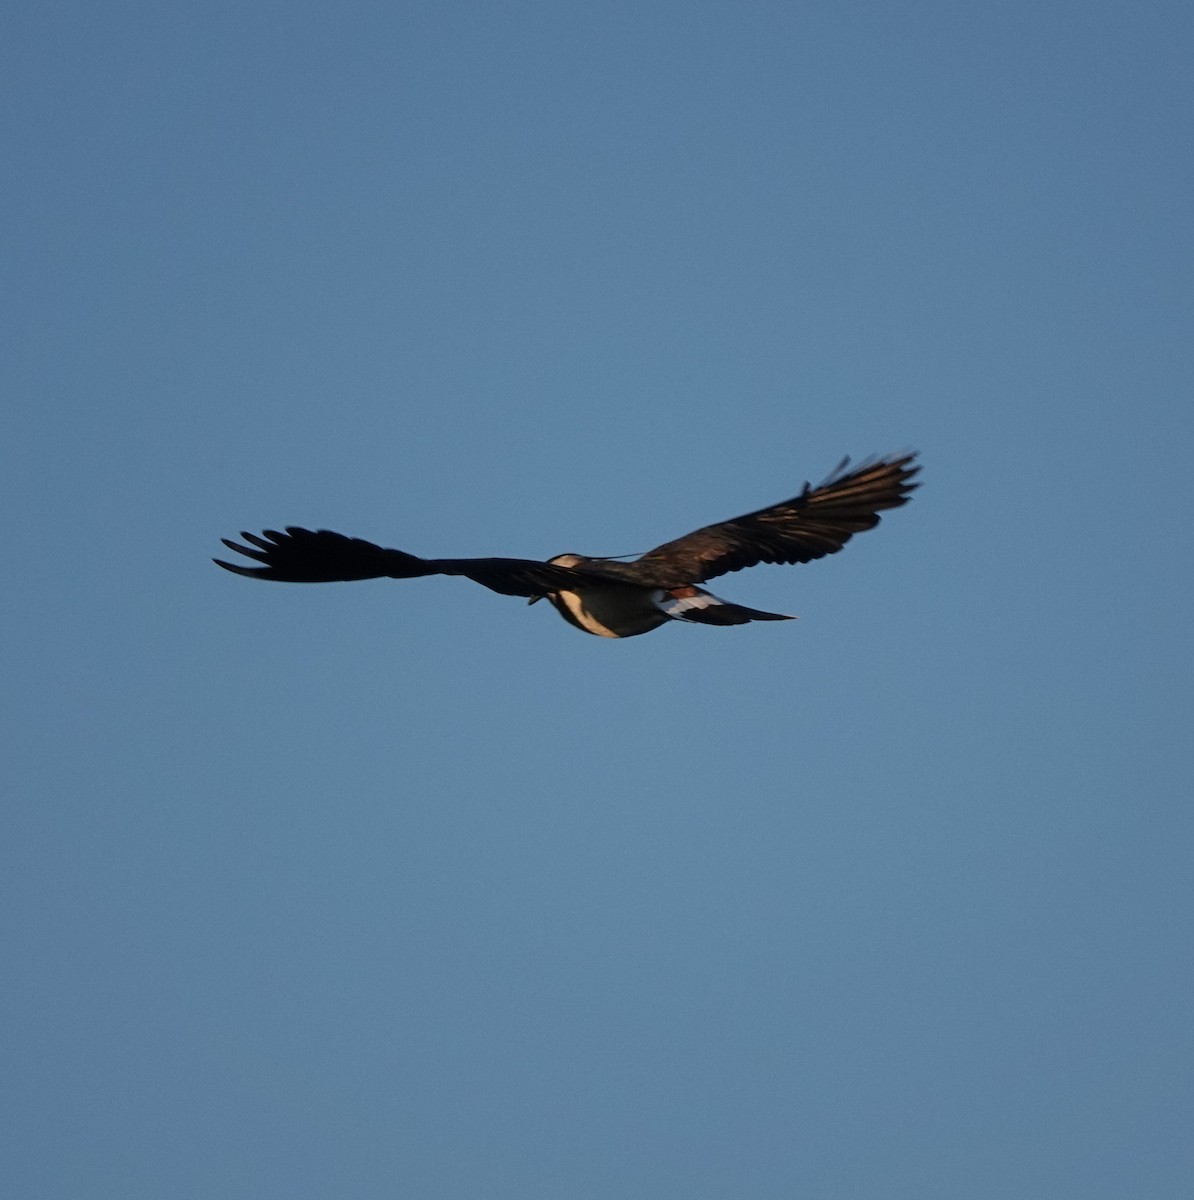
[215,452,919,638]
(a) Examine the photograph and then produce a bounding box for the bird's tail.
[677,601,795,626]
[657,586,795,626]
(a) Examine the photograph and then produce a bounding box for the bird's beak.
[528,595,542,605]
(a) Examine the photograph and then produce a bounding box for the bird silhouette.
[215,452,919,638]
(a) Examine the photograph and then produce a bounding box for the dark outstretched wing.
[441,556,595,597]
[214,527,589,597]
[215,528,426,582]
[628,453,920,585]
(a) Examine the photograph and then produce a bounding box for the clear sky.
[4,2,1192,1197]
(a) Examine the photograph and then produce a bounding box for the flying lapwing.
[215,452,919,638]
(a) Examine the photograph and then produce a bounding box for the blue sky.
[4,2,1192,1197]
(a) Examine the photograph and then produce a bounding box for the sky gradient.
[4,2,1192,1197]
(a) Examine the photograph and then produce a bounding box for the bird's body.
[541,561,674,638]
[215,453,919,638]
[537,553,798,637]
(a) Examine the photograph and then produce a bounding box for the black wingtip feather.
[213,558,263,577]
[221,537,271,563]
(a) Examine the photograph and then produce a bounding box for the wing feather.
[629,453,919,585]
[214,526,589,596]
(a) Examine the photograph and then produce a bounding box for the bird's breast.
[549,585,670,638]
